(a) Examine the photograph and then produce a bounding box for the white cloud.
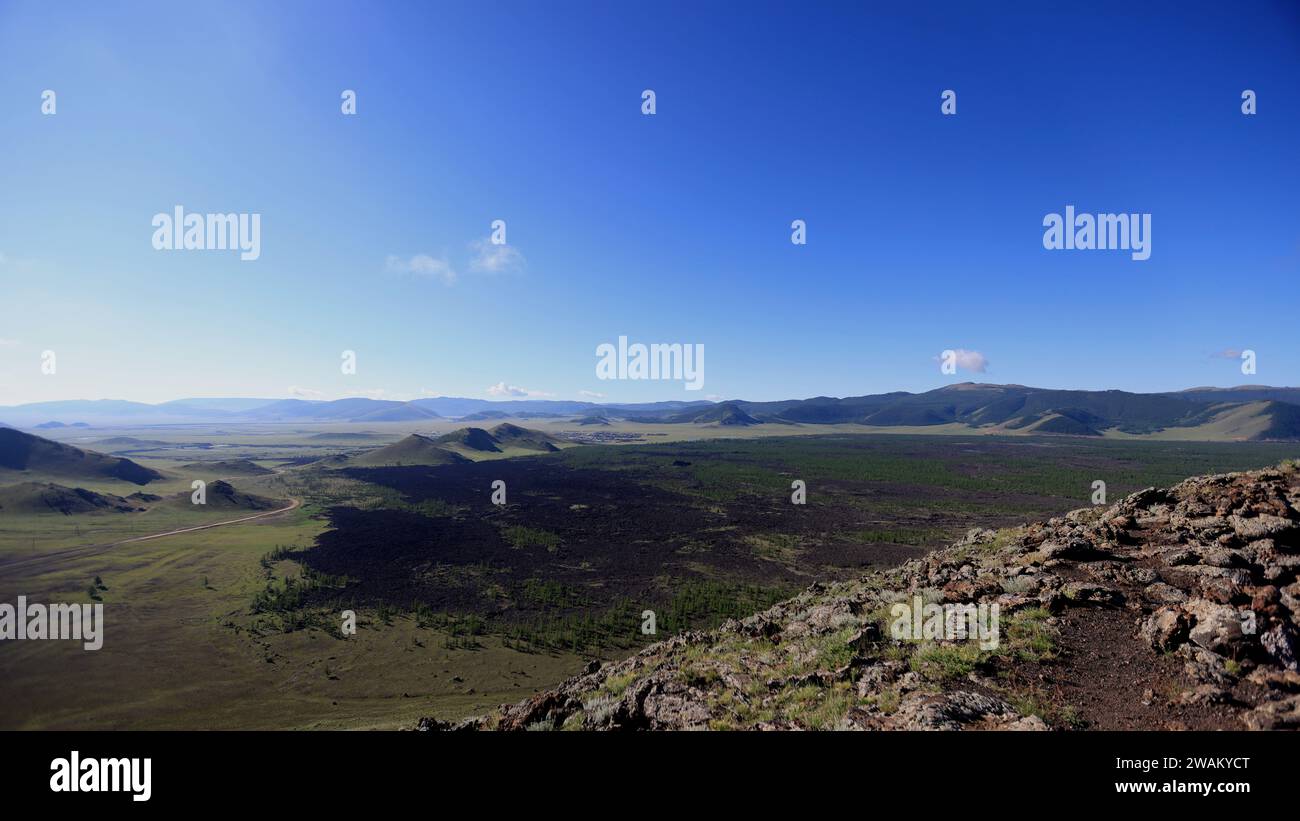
[469,238,525,274]
[578,389,605,399]
[386,254,457,285]
[938,349,989,373]
[486,381,553,398]
[487,382,526,397]
[289,386,325,399]
[0,338,20,347]
[955,349,989,372]
[705,394,723,401]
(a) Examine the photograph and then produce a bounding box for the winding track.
[0,497,301,577]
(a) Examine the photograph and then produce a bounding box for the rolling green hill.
[180,459,275,476]
[714,384,1300,440]
[0,428,164,485]
[434,427,503,452]
[343,435,472,467]
[666,402,760,426]
[427,424,565,458]
[0,482,144,515]
[1257,401,1300,440]
[160,480,280,511]
[487,423,562,451]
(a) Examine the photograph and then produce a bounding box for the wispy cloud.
[386,253,457,285]
[486,381,553,398]
[289,386,325,399]
[1209,348,1244,360]
[0,338,20,347]
[578,389,605,399]
[469,238,526,274]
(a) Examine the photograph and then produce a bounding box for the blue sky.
[1,0,1297,405]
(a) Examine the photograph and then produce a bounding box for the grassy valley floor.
[1,432,1297,729]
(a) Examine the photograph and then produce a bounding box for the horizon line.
[2,382,1296,410]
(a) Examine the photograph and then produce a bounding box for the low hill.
[667,402,760,426]
[343,435,472,467]
[862,405,950,426]
[92,436,168,448]
[1018,410,1103,436]
[460,410,514,421]
[488,423,562,451]
[429,462,1300,731]
[434,427,503,452]
[426,424,564,458]
[164,480,280,511]
[0,429,164,485]
[350,404,443,422]
[1161,401,1300,442]
[1254,401,1300,441]
[0,482,144,515]
[180,459,275,476]
[636,384,1300,440]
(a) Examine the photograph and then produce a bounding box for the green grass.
[0,501,586,730]
[5,426,1295,731]
[1004,607,1058,662]
[500,525,561,552]
[909,642,990,681]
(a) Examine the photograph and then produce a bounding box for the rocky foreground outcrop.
[420,463,1300,731]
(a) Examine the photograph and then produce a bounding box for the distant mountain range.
[4,384,1300,440]
[0,396,713,425]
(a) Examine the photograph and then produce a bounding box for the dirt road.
[0,497,301,577]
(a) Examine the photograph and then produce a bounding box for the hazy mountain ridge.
[3,385,1299,440]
